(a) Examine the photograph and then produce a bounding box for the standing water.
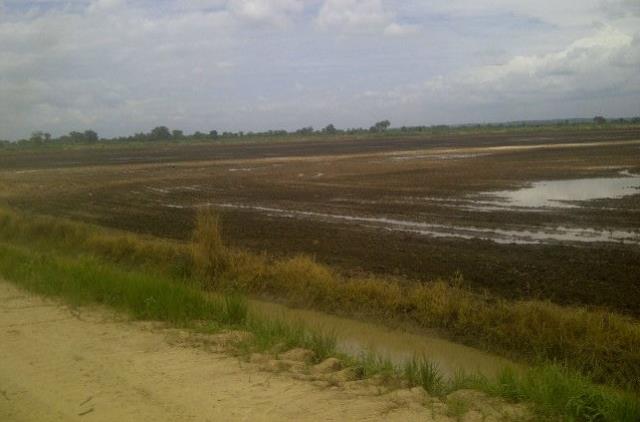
[250,299,514,378]
[485,171,640,208]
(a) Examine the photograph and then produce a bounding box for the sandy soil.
[0,281,468,422]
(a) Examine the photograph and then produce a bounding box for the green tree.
[370,120,390,132]
[30,131,45,143]
[323,124,337,134]
[296,126,314,134]
[172,130,184,139]
[150,126,171,140]
[84,130,98,143]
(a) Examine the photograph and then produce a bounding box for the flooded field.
[2,128,640,314]
[477,171,640,209]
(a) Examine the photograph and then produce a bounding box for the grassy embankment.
[0,207,639,420]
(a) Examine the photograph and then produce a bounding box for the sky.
[0,0,639,140]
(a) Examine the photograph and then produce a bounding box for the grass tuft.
[404,356,446,396]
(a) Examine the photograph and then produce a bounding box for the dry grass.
[191,209,640,391]
[1,206,639,392]
[2,206,640,420]
[0,208,193,278]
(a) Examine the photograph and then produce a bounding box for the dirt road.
[0,281,448,421]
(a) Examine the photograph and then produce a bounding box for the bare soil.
[2,129,639,314]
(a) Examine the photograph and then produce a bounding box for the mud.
[2,128,640,315]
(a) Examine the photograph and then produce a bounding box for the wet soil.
[2,129,639,315]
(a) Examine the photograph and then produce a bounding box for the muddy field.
[2,128,640,314]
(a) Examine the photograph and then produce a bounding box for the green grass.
[404,357,446,396]
[0,243,224,325]
[190,210,640,393]
[0,238,639,420]
[2,207,640,393]
[487,366,640,421]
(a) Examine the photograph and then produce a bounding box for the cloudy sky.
[1,0,639,139]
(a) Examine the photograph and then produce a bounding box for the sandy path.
[0,282,440,422]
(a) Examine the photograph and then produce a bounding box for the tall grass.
[192,210,230,281]
[190,210,640,392]
[0,208,193,278]
[0,217,639,421]
[1,207,640,393]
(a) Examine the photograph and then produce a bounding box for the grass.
[190,209,640,393]
[0,243,224,325]
[2,207,640,393]
[404,357,446,396]
[0,234,639,420]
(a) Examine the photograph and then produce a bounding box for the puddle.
[389,153,489,162]
[200,202,640,245]
[250,299,513,377]
[479,172,640,209]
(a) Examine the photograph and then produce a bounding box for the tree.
[150,126,171,140]
[84,130,98,143]
[323,124,337,134]
[593,116,607,125]
[172,130,184,139]
[296,126,314,134]
[370,120,390,133]
[30,131,45,143]
[209,130,218,139]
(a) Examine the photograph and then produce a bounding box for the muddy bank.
[251,299,514,377]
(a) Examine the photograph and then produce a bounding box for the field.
[2,128,640,315]
[2,127,640,420]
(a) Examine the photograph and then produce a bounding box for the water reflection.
[195,202,640,245]
[250,299,514,377]
[484,171,640,209]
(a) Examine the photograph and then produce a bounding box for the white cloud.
[361,26,640,120]
[228,0,303,27]
[315,0,390,32]
[87,0,124,14]
[430,27,639,103]
[0,0,639,139]
[383,22,418,37]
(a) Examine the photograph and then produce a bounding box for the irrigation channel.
[251,299,515,377]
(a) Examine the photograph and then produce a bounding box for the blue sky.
[1,0,639,139]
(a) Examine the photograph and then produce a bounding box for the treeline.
[2,116,640,148]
